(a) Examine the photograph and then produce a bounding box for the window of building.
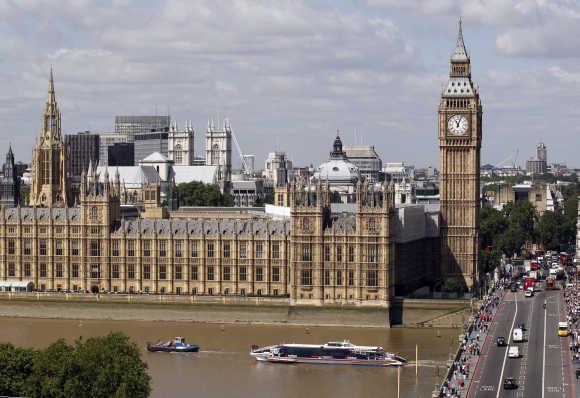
[24,263,31,277]
[90,206,99,221]
[143,241,151,257]
[301,243,312,262]
[324,245,330,261]
[55,240,63,256]
[336,246,342,262]
[55,263,63,278]
[191,241,198,258]
[239,242,247,259]
[336,270,343,286]
[8,263,15,277]
[55,226,63,234]
[535,193,542,202]
[39,239,47,256]
[23,239,31,255]
[127,265,135,280]
[71,240,79,256]
[272,242,280,259]
[175,241,182,258]
[348,270,355,286]
[112,240,119,257]
[367,245,377,263]
[255,242,263,259]
[208,287,214,296]
[301,269,312,286]
[223,266,231,281]
[39,227,47,235]
[207,266,215,281]
[143,265,151,280]
[112,264,119,279]
[366,269,378,287]
[72,264,79,278]
[191,266,198,281]
[159,265,167,280]
[175,265,182,280]
[272,266,280,282]
[223,242,230,258]
[207,242,214,258]
[91,226,99,235]
[40,263,47,278]
[348,246,355,262]
[367,218,376,232]
[7,239,15,255]
[159,241,167,257]
[255,267,264,282]
[23,226,31,234]
[7,226,15,234]
[302,218,310,231]
[239,266,247,281]
[324,270,331,286]
[90,240,100,257]
[91,264,100,279]
[128,240,135,257]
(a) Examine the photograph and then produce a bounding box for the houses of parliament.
[0,21,482,304]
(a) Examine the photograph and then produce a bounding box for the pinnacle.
[451,17,469,62]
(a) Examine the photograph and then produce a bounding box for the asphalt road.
[470,286,569,398]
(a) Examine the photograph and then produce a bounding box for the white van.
[508,346,520,358]
[513,328,523,342]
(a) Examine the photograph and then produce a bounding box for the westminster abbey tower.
[438,20,482,290]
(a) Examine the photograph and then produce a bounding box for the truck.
[546,276,556,290]
[523,277,536,291]
[513,328,524,342]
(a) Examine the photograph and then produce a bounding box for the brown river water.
[0,317,458,397]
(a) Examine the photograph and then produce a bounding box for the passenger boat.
[250,340,406,367]
[146,337,199,353]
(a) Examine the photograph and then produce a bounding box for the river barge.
[250,340,406,367]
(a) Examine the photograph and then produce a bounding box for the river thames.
[0,317,458,397]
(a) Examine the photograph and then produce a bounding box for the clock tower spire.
[438,19,482,291]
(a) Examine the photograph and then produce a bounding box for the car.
[517,322,526,331]
[576,368,580,379]
[508,346,520,358]
[503,377,518,390]
[510,284,518,292]
[525,289,533,297]
[497,336,507,347]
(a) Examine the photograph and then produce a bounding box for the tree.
[176,181,232,207]
[0,343,36,397]
[19,186,29,206]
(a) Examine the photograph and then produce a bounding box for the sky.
[0,0,579,170]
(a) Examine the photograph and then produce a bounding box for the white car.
[508,346,520,358]
[525,289,533,297]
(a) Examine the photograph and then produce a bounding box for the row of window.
[6,240,283,259]
[301,269,379,287]
[6,226,91,235]
[302,244,379,263]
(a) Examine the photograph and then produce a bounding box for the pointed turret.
[451,18,469,62]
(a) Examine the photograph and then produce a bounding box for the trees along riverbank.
[0,332,150,398]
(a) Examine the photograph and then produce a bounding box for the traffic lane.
[501,294,532,397]
[544,289,566,397]
[524,289,545,398]
[474,292,518,398]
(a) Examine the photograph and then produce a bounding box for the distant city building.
[64,132,100,178]
[264,151,292,187]
[526,141,548,175]
[134,130,168,164]
[343,145,382,183]
[108,143,135,166]
[0,146,19,207]
[205,118,232,185]
[231,178,264,207]
[168,121,195,166]
[485,182,563,216]
[114,115,170,140]
[383,162,415,183]
[99,132,130,166]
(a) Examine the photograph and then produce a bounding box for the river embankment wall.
[0,292,474,328]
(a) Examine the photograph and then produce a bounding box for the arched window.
[90,206,98,221]
[211,144,220,165]
[174,143,183,164]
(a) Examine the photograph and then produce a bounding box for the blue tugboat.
[146,337,199,353]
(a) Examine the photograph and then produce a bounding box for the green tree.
[0,343,36,396]
[176,181,232,207]
[19,186,29,206]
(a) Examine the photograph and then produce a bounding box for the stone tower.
[29,68,69,207]
[0,146,19,207]
[168,120,195,165]
[438,19,483,291]
[205,118,232,186]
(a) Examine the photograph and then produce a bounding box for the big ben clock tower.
[439,19,482,291]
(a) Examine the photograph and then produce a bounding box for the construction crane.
[494,149,519,169]
[229,122,251,176]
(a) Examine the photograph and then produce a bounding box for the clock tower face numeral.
[447,114,469,135]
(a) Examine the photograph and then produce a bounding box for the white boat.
[250,340,406,367]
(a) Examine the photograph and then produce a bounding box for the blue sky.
[0,0,578,169]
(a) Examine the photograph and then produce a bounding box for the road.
[469,285,571,398]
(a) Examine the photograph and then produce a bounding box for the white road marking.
[496,292,518,398]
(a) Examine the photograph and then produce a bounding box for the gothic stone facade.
[0,177,396,306]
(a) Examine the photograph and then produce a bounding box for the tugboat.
[146,337,199,353]
[250,340,406,367]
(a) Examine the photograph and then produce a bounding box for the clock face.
[447,114,469,135]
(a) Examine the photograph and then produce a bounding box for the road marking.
[496,292,518,398]
[542,295,547,398]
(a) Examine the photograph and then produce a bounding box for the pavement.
[467,281,574,398]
